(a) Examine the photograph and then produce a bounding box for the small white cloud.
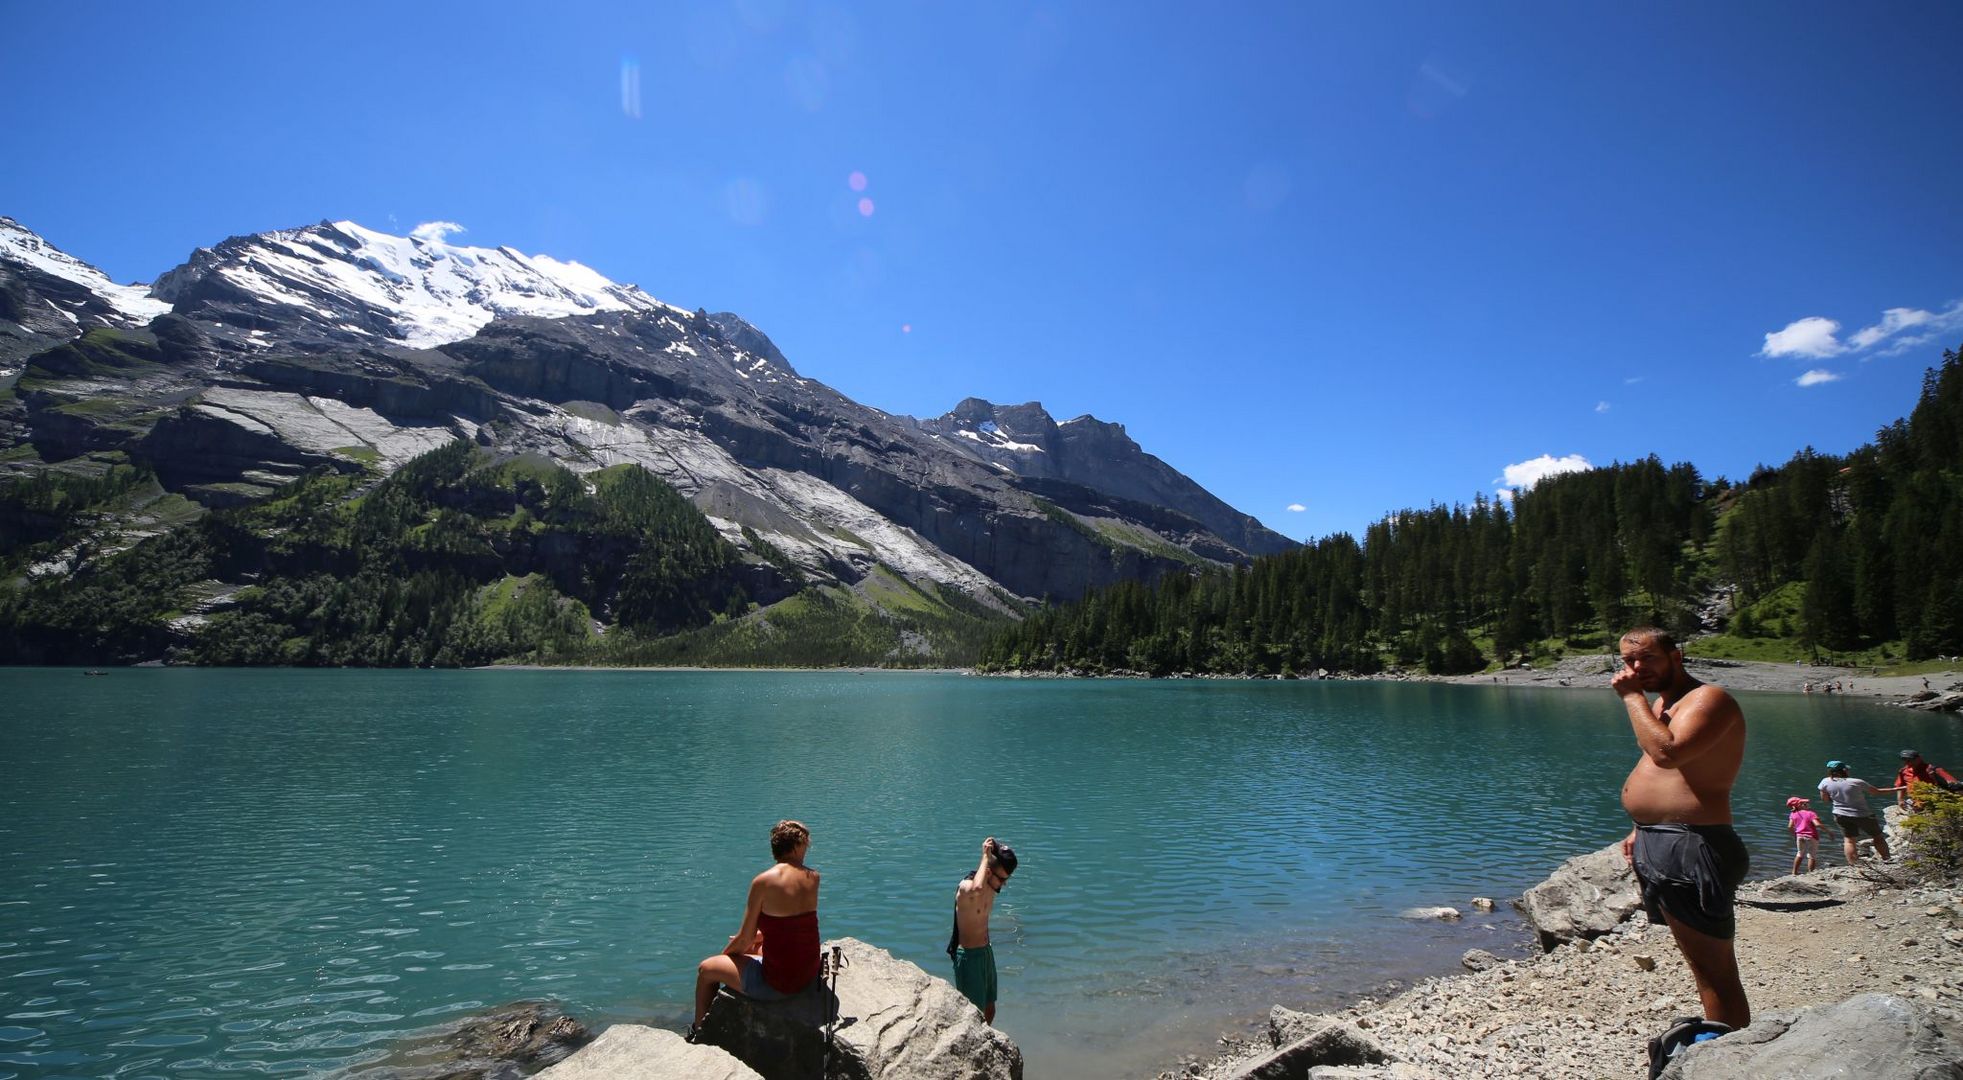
[1498,453,1593,491]
[1760,316,1844,358]
[1285,503,1307,513]
[1796,369,1842,387]
[1595,401,1610,413]
[1624,376,1645,385]
[1494,488,1515,504]
[410,221,466,244]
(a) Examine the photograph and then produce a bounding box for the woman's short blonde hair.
[770,820,810,860]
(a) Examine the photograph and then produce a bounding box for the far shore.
[476,656,1961,702]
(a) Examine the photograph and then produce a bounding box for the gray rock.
[698,937,1020,1080]
[1220,1021,1398,1080]
[1658,993,1963,1079]
[1399,906,1462,921]
[533,1024,760,1080]
[1461,949,1502,972]
[353,999,590,1079]
[1517,841,1642,951]
[1269,1006,1331,1048]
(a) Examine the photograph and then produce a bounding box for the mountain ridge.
[0,215,1294,663]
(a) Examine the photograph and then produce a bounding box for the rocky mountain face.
[0,217,1293,617]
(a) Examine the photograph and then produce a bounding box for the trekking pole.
[821,944,844,1078]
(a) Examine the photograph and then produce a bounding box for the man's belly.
[1623,765,1731,824]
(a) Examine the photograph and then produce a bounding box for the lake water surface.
[3,669,1956,1078]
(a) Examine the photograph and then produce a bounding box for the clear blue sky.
[6,2,1961,540]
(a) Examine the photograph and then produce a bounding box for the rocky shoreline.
[1155,820,1963,1080]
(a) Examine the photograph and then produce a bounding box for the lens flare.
[848,171,868,192]
[857,197,875,217]
[620,56,643,120]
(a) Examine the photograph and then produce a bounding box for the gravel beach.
[1160,862,1963,1080]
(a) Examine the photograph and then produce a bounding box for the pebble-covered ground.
[1163,866,1963,1079]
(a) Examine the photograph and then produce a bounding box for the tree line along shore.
[981,345,1963,682]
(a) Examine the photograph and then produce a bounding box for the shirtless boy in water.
[1613,627,1750,1029]
[951,836,1017,1024]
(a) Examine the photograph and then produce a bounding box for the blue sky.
[5,2,1961,540]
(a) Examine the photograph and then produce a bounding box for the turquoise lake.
[3,669,1957,1079]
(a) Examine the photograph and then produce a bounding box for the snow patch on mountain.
[0,217,170,325]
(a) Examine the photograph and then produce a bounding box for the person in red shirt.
[1895,750,1963,809]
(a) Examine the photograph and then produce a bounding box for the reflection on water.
[2,669,1956,1078]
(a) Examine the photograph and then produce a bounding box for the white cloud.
[1499,453,1593,491]
[410,221,467,243]
[1760,299,1963,361]
[1595,401,1610,413]
[1624,376,1645,385]
[1493,453,1593,503]
[1848,307,1932,350]
[1285,503,1307,513]
[1796,369,1842,387]
[1865,299,1963,357]
[1760,316,1844,358]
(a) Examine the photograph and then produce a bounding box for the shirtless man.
[1613,627,1750,1030]
[950,836,1017,1024]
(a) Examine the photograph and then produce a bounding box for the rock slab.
[1517,840,1643,951]
[700,937,1020,1080]
[1658,993,1963,1079]
[533,1024,761,1080]
[1220,1019,1398,1080]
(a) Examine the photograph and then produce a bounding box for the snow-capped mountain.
[1,215,1293,613]
[150,220,685,349]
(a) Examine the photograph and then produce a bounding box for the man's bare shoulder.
[1679,682,1743,723]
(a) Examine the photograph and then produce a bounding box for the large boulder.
[1517,840,1642,951]
[532,1024,760,1080]
[699,937,1021,1080]
[1658,993,1963,1079]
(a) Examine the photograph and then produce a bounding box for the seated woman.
[690,819,821,1034]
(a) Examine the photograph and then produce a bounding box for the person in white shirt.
[1816,760,1902,865]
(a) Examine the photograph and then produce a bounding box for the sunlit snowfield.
[3,669,1953,1078]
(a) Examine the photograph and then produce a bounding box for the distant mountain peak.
[0,216,170,328]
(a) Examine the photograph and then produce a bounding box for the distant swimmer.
[947,836,1018,1024]
[1612,626,1750,1034]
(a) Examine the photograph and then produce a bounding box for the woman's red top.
[756,910,820,994]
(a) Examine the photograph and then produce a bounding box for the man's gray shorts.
[1630,823,1748,940]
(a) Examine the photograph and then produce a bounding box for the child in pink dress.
[1787,795,1821,874]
